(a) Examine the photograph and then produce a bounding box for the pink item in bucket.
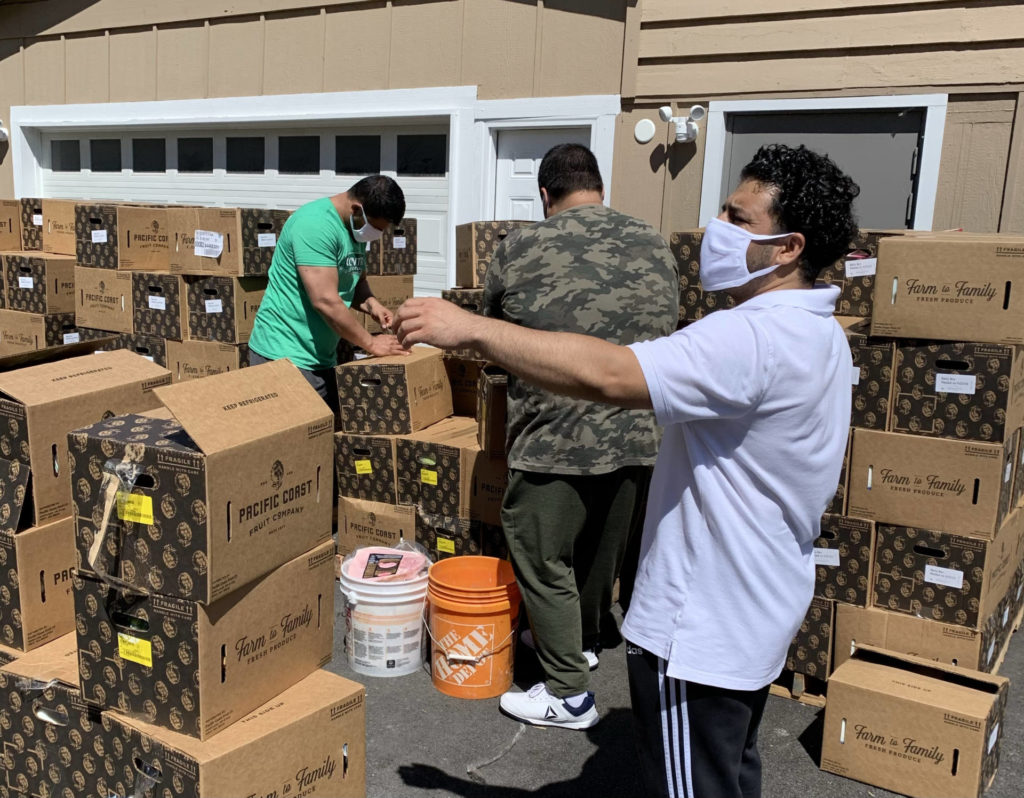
[345,547,428,583]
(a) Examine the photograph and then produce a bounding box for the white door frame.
[11,88,620,287]
[698,93,948,230]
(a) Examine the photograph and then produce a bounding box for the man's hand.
[364,296,394,331]
[364,333,409,358]
[394,298,482,350]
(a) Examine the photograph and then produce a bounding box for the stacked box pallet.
[0,359,368,796]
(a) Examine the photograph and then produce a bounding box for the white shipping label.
[935,373,977,395]
[91,229,108,244]
[851,365,861,386]
[393,236,407,250]
[813,548,841,567]
[148,295,166,311]
[62,332,80,345]
[844,258,877,278]
[32,213,43,226]
[205,299,223,314]
[257,233,277,248]
[17,276,33,289]
[989,723,1000,753]
[194,230,224,258]
[924,564,964,590]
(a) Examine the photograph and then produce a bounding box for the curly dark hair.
[740,144,860,282]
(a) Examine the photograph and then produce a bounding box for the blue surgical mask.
[699,217,791,291]
[350,206,384,244]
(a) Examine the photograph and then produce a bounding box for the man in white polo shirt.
[394,143,858,798]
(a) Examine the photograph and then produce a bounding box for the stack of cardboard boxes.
[671,228,1024,797]
[0,356,366,797]
[362,217,418,334]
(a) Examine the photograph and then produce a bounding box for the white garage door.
[40,123,450,295]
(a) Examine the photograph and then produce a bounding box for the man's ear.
[776,232,806,267]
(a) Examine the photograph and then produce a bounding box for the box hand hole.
[221,644,227,683]
[840,718,846,744]
[227,501,232,541]
[112,611,150,634]
[343,743,349,778]
[32,701,69,727]
[1003,282,1011,311]
[972,478,980,505]
[51,443,59,477]
[134,473,156,490]
[39,570,45,604]
[935,359,970,372]
[890,277,899,305]
[951,748,959,776]
[134,757,163,783]
[359,377,382,387]
[819,528,837,540]
[866,465,873,490]
[912,543,948,559]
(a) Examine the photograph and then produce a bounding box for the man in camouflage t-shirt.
[484,144,678,729]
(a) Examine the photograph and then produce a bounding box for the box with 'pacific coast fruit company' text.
[0,350,169,534]
[74,540,335,740]
[69,359,333,603]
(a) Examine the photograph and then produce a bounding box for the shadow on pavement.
[797,708,825,767]
[397,707,639,797]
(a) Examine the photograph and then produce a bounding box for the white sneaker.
[520,629,599,671]
[499,682,599,730]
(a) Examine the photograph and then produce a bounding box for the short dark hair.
[349,175,406,225]
[538,143,603,204]
[740,144,860,282]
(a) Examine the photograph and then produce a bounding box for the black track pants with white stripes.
[626,643,770,798]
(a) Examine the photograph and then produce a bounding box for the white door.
[494,127,591,220]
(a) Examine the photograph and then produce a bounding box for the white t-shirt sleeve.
[629,313,772,426]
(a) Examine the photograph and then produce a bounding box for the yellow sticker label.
[354,459,373,475]
[117,633,153,668]
[116,493,154,525]
[421,469,438,486]
[437,537,455,554]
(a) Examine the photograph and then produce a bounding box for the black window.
[132,138,166,172]
[178,137,214,172]
[90,139,122,172]
[335,135,381,174]
[227,137,265,173]
[51,140,81,172]
[397,134,447,176]
[279,136,320,174]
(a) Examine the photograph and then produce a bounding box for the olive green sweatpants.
[501,466,651,697]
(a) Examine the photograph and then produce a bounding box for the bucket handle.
[422,606,519,666]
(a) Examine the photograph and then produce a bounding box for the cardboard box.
[444,355,485,417]
[0,634,110,798]
[454,220,531,287]
[83,330,168,367]
[336,347,452,435]
[441,287,486,360]
[132,271,189,339]
[416,510,507,560]
[890,342,1024,444]
[166,339,249,382]
[0,350,169,532]
[815,515,874,607]
[395,415,508,526]
[168,206,290,276]
[185,275,266,344]
[848,429,1016,538]
[834,599,1018,675]
[75,265,134,333]
[0,642,18,665]
[102,667,365,798]
[0,517,75,651]
[3,252,75,315]
[841,318,895,431]
[821,646,1008,798]
[368,217,417,276]
[337,496,416,555]
[477,365,507,457]
[0,336,118,373]
[826,430,851,516]
[361,274,414,334]
[335,431,399,504]
[870,512,1022,629]
[1013,427,1024,510]
[818,230,905,318]
[114,205,172,270]
[0,199,22,250]
[872,234,1024,345]
[69,359,333,602]
[19,198,42,251]
[74,539,335,740]
[671,229,737,323]
[0,309,78,355]
[785,596,834,678]
[40,199,77,256]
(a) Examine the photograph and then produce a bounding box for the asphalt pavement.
[324,598,1024,798]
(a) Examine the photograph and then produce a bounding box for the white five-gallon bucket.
[339,551,429,678]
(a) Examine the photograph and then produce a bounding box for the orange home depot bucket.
[427,556,521,699]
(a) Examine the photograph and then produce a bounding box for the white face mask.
[349,206,384,244]
[699,217,791,291]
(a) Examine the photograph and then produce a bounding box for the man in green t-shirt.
[249,175,409,418]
